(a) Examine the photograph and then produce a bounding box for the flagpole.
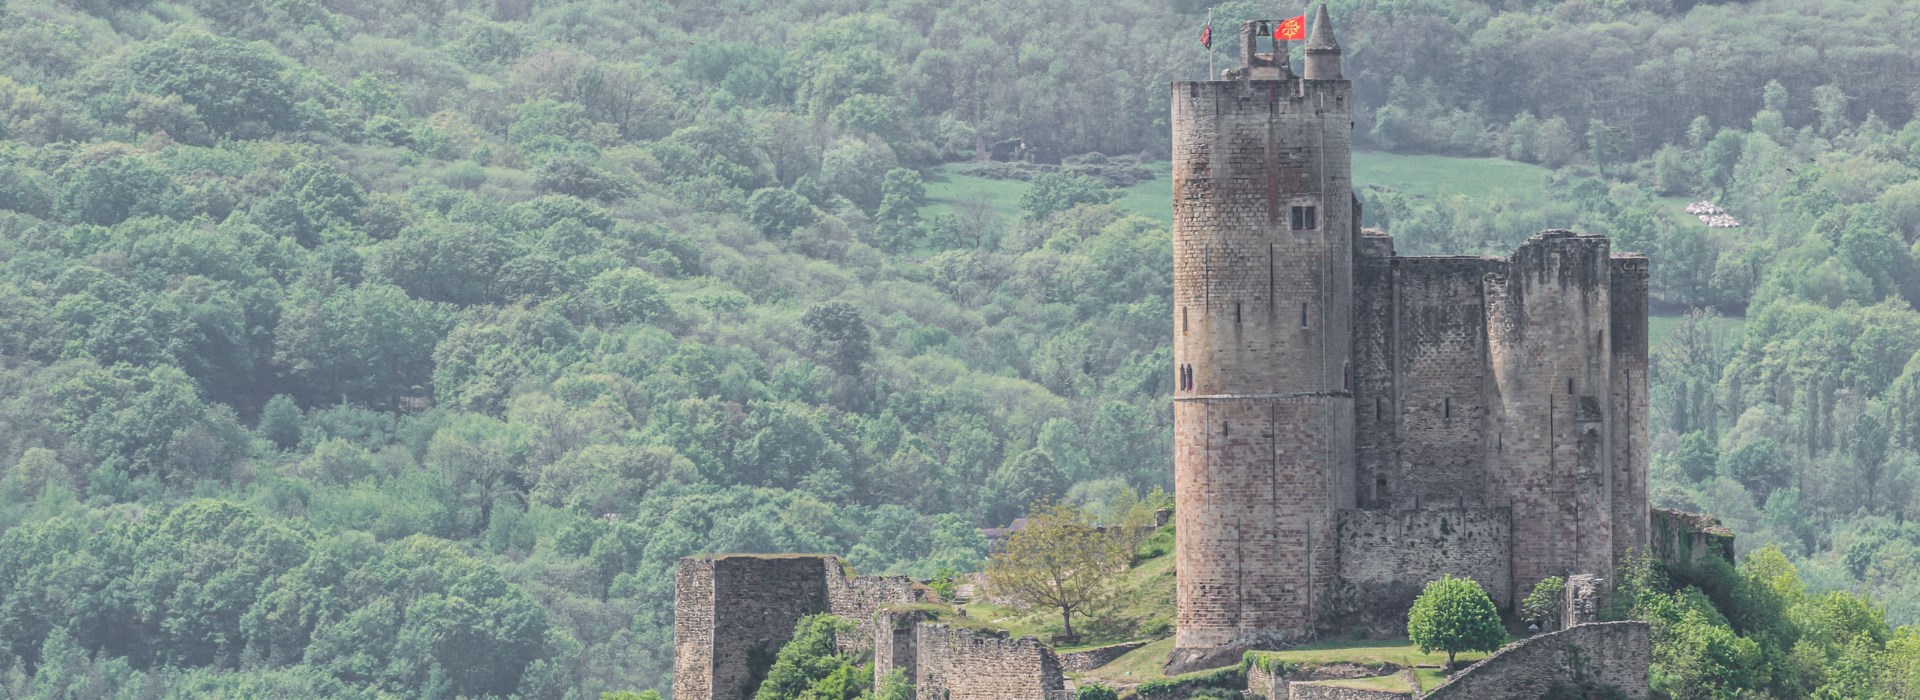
[1205,9,1215,77]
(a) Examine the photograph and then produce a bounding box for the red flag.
[1200,20,1213,49]
[1274,14,1307,41]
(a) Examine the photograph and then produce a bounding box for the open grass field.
[919,151,1560,226]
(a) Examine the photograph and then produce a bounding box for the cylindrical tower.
[1169,13,1356,666]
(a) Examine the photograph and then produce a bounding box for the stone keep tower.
[1169,7,1355,662]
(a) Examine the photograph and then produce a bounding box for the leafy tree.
[1019,173,1117,221]
[1675,432,1719,483]
[747,188,817,239]
[258,393,303,450]
[126,29,302,137]
[983,502,1129,640]
[1522,576,1566,628]
[1407,575,1506,671]
[800,301,871,375]
[753,615,859,700]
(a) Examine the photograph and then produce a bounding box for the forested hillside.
[1,0,1919,696]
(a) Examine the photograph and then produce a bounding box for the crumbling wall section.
[1651,508,1735,568]
[872,608,935,691]
[912,624,1066,700]
[673,555,834,700]
[1423,621,1651,700]
[826,565,921,655]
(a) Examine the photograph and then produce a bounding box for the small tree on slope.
[1408,575,1508,672]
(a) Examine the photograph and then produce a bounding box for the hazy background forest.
[1,0,1919,696]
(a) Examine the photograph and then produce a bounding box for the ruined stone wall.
[674,555,834,700]
[1331,507,1512,632]
[827,567,920,655]
[1610,257,1652,566]
[1170,73,1355,655]
[1484,232,1618,605]
[1290,684,1412,700]
[673,557,718,700]
[1651,508,1735,568]
[675,555,920,700]
[1423,621,1652,700]
[912,624,1066,700]
[872,609,934,690]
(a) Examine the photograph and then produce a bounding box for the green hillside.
[1,0,1919,697]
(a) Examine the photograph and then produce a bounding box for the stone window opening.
[1444,398,1452,420]
[1222,421,1230,437]
[1181,307,1188,334]
[1374,398,1383,420]
[1375,477,1387,499]
[1235,302,1242,324]
[1299,303,1309,329]
[1567,378,1575,395]
[1290,205,1317,231]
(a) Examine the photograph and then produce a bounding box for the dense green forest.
[1,0,1919,696]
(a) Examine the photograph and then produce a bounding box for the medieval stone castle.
[672,8,1713,699]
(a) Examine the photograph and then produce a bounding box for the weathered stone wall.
[1609,256,1652,567]
[1651,508,1735,568]
[1290,684,1412,700]
[673,557,718,700]
[1352,253,1398,509]
[827,567,920,655]
[1169,67,1356,658]
[674,555,834,700]
[1484,232,1620,605]
[1331,507,1512,631]
[674,555,920,700]
[1562,573,1603,628]
[1423,621,1652,700]
[872,608,934,690]
[1386,258,1496,507]
[912,624,1066,700]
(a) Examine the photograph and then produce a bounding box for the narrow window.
[1444,398,1452,420]
[1567,378,1576,395]
[1300,303,1309,329]
[1181,307,1188,334]
[1235,302,1242,324]
[1375,398,1383,421]
[1222,421,1230,437]
[1375,477,1388,498]
[1290,205,1318,231]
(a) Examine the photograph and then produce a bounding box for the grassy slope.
[921,151,1558,225]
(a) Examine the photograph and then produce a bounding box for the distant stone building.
[1166,5,1650,669]
[673,7,1676,697]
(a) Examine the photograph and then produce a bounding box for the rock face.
[1169,14,1650,665]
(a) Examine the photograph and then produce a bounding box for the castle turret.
[1304,4,1342,81]
[1168,18,1357,670]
